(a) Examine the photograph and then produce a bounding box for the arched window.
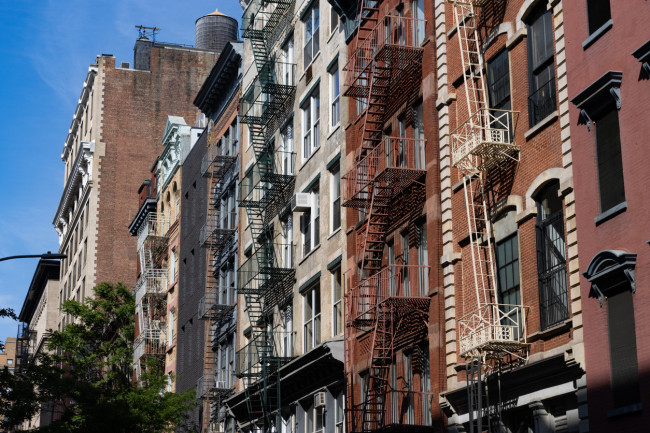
[534,181,569,329]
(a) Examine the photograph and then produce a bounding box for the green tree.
[0,282,196,432]
[0,307,16,351]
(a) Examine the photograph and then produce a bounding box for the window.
[571,71,624,215]
[281,214,293,267]
[495,232,521,338]
[303,283,321,351]
[330,164,341,232]
[526,6,556,126]
[330,6,339,34]
[401,233,410,296]
[584,251,639,410]
[302,88,320,160]
[167,311,175,346]
[335,393,344,433]
[304,3,320,68]
[412,0,425,45]
[420,347,432,425]
[7,359,13,365]
[301,185,320,257]
[281,305,293,357]
[417,221,428,296]
[404,352,414,423]
[332,266,343,335]
[281,123,295,176]
[535,182,569,329]
[329,63,340,129]
[587,0,611,34]
[487,49,512,138]
[306,403,325,433]
[595,108,625,212]
[413,103,426,169]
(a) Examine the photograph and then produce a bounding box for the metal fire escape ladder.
[237,0,297,431]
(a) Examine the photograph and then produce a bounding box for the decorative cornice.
[62,66,97,160]
[584,250,637,306]
[571,71,623,131]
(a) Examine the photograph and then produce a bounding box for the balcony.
[137,213,170,251]
[133,326,166,361]
[134,269,167,305]
[199,211,237,249]
[348,265,430,328]
[344,15,426,99]
[201,144,236,181]
[242,0,293,47]
[235,336,293,379]
[238,153,296,216]
[343,137,427,208]
[451,108,519,172]
[198,286,235,322]
[238,243,295,309]
[197,373,231,399]
[457,303,528,358]
[350,390,436,433]
[240,62,296,128]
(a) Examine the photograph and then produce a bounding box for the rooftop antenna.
[135,25,161,42]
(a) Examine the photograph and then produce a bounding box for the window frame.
[329,163,341,233]
[526,6,556,127]
[302,88,321,161]
[329,62,340,130]
[303,2,320,69]
[302,185,320,257]
[332,266,343,336]
[303,283,322,352]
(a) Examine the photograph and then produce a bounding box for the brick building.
[52,31,218,333]
[564,1,650,430]
[434,0,586,431]
[330,0,444,431]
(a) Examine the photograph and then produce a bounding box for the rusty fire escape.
[448,1,526,432]
[197,141,238,430]
[342,2,429,431]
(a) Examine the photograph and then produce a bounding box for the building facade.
[436,0,585,432]
[226,0,349,431]
[193,40,243,433]
[565,1,650,431]
[17,259,61,429]
[331,0,444,431]
[52,32,218,333]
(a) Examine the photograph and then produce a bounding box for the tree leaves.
[0,282,197,433]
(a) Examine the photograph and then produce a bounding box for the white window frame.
[332,266,343,336]
[303,284,321,352]
[302,89,320,161]
[329,164,341,233]
[167,309,175,346]
[302,186,320,257]
[329,62,340,130]
[303,2,320,69]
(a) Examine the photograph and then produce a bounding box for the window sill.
[301,51,321,79]
[327,226,342,240]
[328,123,341,139]
[527,319,572,343]
[595,201,627,226]
[327,27,339,44]
[524,111,558,141]
[607,402,642,418]
[299,243,321,265]
[582,19,613,50]
[299,145,322,172]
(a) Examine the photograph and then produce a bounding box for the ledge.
[527,320,572,343]
[506,28,527,49]
[595,201,627,226]
[436,91,457,110]
[515,207,537,225]
[524,111,558,140]
[607,402,643,418]
[298,243,321,266]
[582,19,613,50]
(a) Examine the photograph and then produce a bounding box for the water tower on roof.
[195,9,238,52]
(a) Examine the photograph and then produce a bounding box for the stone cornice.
[62,66,97,160]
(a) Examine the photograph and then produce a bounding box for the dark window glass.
[595,108,625,212]
[607,289,640,408]
[487,50,511,111]
[496,233,521,339]
[535,182,569,330]
[587,0,611,34]
[527,7,556,126]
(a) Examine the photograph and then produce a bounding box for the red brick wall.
[564,1,650,430]
[95,46,217,288]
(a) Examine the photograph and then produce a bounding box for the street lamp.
[0,251,67,262]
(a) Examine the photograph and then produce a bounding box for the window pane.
[596,108,625,212]
[587,0,611,34]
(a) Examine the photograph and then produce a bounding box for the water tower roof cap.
[207,9,227,17]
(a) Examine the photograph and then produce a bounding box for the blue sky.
[0,0,242,346]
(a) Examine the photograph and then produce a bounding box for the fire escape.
[236,0,297,431]
[197,143,238,429]
[448,1,526,432]
[134,212,169,380]
[342,3,429,432]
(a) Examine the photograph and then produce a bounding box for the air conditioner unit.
[314,391,327,408]
[215,380,227,389]
[291,193,311,212]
